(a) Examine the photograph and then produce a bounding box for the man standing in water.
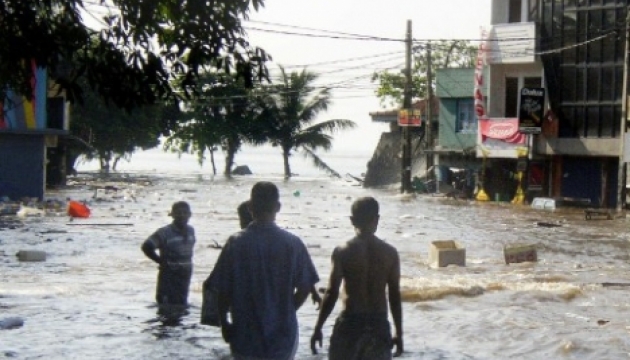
[311,197,403,359]
[214,182,320,359]
[141,201,196,308]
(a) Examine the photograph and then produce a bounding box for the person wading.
[311,196,403,359]
[214,182,320,359]
[141,201,196,313]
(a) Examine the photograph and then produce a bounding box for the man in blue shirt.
[215,182,319,359]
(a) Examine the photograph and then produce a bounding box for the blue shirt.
[215,221,319,359]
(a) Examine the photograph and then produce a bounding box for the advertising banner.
[478,117,528,158]
[518,87,545,134]
[398,109,421,127]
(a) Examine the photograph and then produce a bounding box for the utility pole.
[617,7,630,211]
[426,41,434,186]
[401,20,413,193]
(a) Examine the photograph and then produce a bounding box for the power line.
[244,20,398,41]
[278,50,405,68]
[243,26,405,42]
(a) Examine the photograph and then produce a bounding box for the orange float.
[67,201,91,218]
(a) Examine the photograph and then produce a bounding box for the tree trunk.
[209,148,217,175]
[112,156,121,171]
[99,152,111,172]
[282,147,291,179]
[224,138,239,176]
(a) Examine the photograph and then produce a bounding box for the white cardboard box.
[429,240,466,268]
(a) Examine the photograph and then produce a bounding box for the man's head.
[249,182,281,220]
[237,200,253,229]
[170,201,191,228]
[350,197,379,234]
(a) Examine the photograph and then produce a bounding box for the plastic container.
[67,201,91,218]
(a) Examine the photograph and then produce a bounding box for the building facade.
[435,67,482,197]
[487,0,627,207]
[0,65,69,200]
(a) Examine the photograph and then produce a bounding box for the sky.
[78,0,492,171]
[242,0,492,154]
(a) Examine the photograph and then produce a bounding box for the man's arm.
[141,238,161,264]
[310,286,322,309]
[293,286,310,310]
[217,290,233,343]
[311,248,343,355]
[215,243,234,343]
[388,249,403,357]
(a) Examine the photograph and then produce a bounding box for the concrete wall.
[0,134,45,200]
[364,129,426,188]
[536,136,620,157]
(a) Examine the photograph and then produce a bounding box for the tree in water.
[262,67,356,179]
[69,77,173,172]
[165,73,268,176]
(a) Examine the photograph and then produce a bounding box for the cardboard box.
[503,244,537,264]
[429,240,466,268]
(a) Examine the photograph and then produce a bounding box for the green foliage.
[69,77,172,170]
[262,67,356,178]
[372,40,477,107]
[0,0,269,111]
[164,72,269,175]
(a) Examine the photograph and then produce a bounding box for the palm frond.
[305,119,357,134]
[294,131,333,151]
[301,146,341,178]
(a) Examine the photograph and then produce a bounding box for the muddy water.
[2,173,630,359]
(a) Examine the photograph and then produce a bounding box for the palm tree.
[263,67,356,178]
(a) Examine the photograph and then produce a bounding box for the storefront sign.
[479,118,525,144]
[518,87,545,134]
[398,109,421,127]
[474,28,487,119]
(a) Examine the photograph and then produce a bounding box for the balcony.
[486,22,536,65]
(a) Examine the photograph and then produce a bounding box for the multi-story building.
[485,0,627,207]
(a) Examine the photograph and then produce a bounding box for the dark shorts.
[156,264,192,306]
[329,312,392,360]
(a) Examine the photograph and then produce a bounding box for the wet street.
[2,173,630,359]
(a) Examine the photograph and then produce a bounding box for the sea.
[2,145,630,359]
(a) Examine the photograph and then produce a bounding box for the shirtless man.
[311,197,403,359]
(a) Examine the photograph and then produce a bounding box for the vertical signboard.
[518,87,545,134]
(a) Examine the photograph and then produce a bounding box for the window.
[505,77,519,117]
[456,99,476,133]
[509,0,522,22]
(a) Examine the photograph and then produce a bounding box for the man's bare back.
[335,234,398,314]
[311,197,403,358]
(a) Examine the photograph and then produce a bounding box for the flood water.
[2,171,630,359]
